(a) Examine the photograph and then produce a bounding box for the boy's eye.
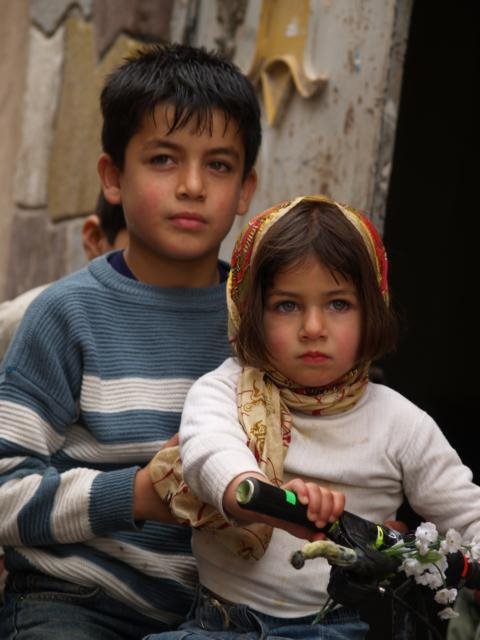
[150,154,174,166]
[275,300,298,313]
[209,160,231,173]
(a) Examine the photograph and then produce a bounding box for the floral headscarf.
[149,195,389,560]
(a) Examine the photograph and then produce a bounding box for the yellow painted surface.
[47,15,141,220]
[246,0,327,125]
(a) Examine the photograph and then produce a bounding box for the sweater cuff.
[89,467,140,535]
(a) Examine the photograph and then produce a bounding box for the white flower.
[470,544,480,560]
[416,522,438,544]
[415,539,430,555]
[415,522,438,555]
[435,555,448,574]
[400,558,422,577]
[434,588,458,605]
[469,537,480,560]
[415,565,444,589]
[440,529,462,554]
[438,607,459,620]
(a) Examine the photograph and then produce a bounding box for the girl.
[149,195,480,640]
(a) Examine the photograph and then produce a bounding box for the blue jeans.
[0,571,171,640]
[144,586,369,640]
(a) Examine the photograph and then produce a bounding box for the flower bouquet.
[381,521,480,620]
[292,520,480,625]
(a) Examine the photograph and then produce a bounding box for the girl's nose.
[176,164,206,200]
[300,309,326,340]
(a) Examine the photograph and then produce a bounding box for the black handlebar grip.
[235,477,328,532]
[235,477,404,552]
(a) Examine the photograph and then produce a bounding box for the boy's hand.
[133,466,177,523]
[223,472,345,542]
[132,433,180,523]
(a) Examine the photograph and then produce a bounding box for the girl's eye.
[275,300,298,313]
[330,299,350,312]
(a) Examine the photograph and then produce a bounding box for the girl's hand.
[223,473,345,542]
[282,478,345,533]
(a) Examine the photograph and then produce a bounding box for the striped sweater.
[0,255,232,624]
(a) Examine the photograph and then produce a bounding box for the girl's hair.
[235,200,398,370]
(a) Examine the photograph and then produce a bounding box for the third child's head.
[98,43,260,285]
[229,196,397,388]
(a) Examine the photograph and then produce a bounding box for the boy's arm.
[0,297,155,547]
[0,382,142,546]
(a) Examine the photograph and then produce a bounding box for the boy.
[0,193,127,362]
[0,43,260,640]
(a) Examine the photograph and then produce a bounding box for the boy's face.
[99,104,256,286]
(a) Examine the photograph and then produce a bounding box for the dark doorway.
[381,0,479,482]
[364,2,479,638]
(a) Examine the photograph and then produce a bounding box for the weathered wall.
[200,0,413,261]
[0,0,411,300]
[0,1,30,299]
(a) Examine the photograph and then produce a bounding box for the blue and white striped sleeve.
[0,299,139,547]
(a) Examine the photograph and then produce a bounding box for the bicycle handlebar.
[236,477,480,590]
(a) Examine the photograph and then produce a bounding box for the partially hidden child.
[0,43,260,640]
[0,192,128,363]
[149,195,480,640]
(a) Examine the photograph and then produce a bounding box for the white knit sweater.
[180,357,480,618]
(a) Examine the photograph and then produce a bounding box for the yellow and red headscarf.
[228,194,388,342]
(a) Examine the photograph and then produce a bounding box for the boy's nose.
[300,309,326,340]
[176,165,206,200]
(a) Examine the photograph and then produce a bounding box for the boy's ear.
[82,214,110,260]
[98,153,122,205]
[237,169,257,216]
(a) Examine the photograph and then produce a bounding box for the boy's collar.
[107,250,136,280]
[108,250,230,284]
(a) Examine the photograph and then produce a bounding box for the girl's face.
[263,254,362,387]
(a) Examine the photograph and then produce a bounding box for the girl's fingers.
[331,490,346,522]
[282,479,346,530]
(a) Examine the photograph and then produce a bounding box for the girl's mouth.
[300,352,329,364]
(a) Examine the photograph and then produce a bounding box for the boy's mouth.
[169,212,207,230]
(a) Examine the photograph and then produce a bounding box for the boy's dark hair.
[235,201,398,370]
[100,43,261,178]
[95,192,126,245]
